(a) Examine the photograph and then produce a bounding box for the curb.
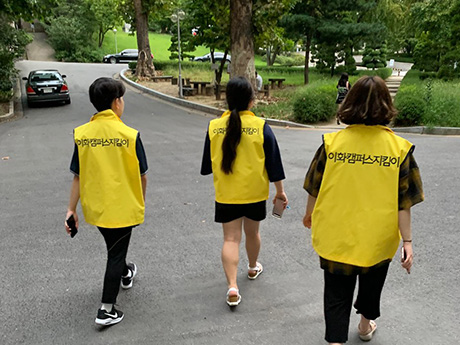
[119,69,313,129]
[120,70,460,135]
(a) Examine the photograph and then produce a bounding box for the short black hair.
[89,77,125,112]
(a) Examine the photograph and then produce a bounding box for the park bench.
[151,75,173,82]
[190,81,211,95]
[171,77,191,85]
[258,84,270,98]
[268,78,285,89]
[182,87,198,96]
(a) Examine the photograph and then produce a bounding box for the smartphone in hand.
[272,198,285,219]
[66,214,78,238]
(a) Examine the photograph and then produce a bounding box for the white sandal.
[248,262,264,280]
[358,320,377,341]
[226,287,241,306]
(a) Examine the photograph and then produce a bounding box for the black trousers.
[98,226,133,304]
[324,262,390,343]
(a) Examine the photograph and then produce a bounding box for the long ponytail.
[221,108,242,174]
[221,77,254,174]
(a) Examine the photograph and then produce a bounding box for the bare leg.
[222,218,243,294]
[243,217,261,269]
[358,315,371,334]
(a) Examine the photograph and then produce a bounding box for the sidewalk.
[25,32,56,61]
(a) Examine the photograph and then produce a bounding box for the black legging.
[98,226,133,304]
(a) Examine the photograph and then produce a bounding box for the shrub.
[0,89,13,102]
[274,54,305,67]
[292,83,337,123]
[128,61,137,72]
[394,85,426,126]
[423,81,460,127]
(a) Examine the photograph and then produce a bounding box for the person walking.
[65,77,148,326]
[335,73,351,124]
[201,76,287,306]
[302,76,424,344]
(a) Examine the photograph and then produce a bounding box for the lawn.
[101,29,269,66]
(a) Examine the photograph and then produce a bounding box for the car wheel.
[65,99,71,105]
[109,57,117,64]
[27,101,34,108]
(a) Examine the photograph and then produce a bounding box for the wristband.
[403,239,412,243]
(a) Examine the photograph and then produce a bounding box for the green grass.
[101,29,267,66]
[396,69,460,127]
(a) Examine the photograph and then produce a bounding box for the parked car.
[22,69,70,107]
[192,52,231,63]
[103,49,154,64]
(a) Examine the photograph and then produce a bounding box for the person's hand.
[303,214,312,229]
[273,192,288,209]
[65,210,79,236]
[401,242,413,274]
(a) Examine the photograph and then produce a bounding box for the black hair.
[221,77,255,174]
[89,77,126,112]
[338,73,349,87]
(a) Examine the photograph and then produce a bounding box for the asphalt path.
[1,60,458,345]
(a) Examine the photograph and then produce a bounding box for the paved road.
[1,60,459,345]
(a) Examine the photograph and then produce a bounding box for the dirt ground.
[136,77,278,110]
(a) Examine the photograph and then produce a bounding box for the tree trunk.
[304,34,312,85]
[134,0,155,78]
[230,0,256,89]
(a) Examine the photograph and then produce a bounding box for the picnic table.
[268,78,286,89]
[190,81,211,95]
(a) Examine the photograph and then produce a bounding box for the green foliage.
[274,54,305,67]
[362,43,388,70]
[0,90,13,103]
[128,61,137,71]
[394,85,425,126]
[0,17,32,96]
[292,82,337,123]
[45,0,104,62]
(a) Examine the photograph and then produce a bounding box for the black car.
[22,70,71,107]
[192,52,231,63]
[103,49,139,64]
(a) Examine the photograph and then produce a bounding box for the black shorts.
[215,200,267,223]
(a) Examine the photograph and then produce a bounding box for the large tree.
[281,0,320,84]
[133,0,155,78]
[230,0,255,86]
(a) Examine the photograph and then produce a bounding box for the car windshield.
[31,72,61,82]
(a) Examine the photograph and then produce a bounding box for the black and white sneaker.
[121,262,137,289]
[95,307,124,326]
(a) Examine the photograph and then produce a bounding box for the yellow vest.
[312,125,413,267]
[209,110,269,204]
[74,109,144,228]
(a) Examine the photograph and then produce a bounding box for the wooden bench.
[182,87,197,96]
[258,84,270,98]
[171,77,191,86]
[190,81,211,95]
[151,75,173,82]
[268,78,285,89]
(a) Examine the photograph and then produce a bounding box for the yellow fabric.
[208,110,269,204]
[74,109,144,228]
[311,125,413,267]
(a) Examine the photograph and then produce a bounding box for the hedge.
[292,82,337,123]
[394,85,425,126]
